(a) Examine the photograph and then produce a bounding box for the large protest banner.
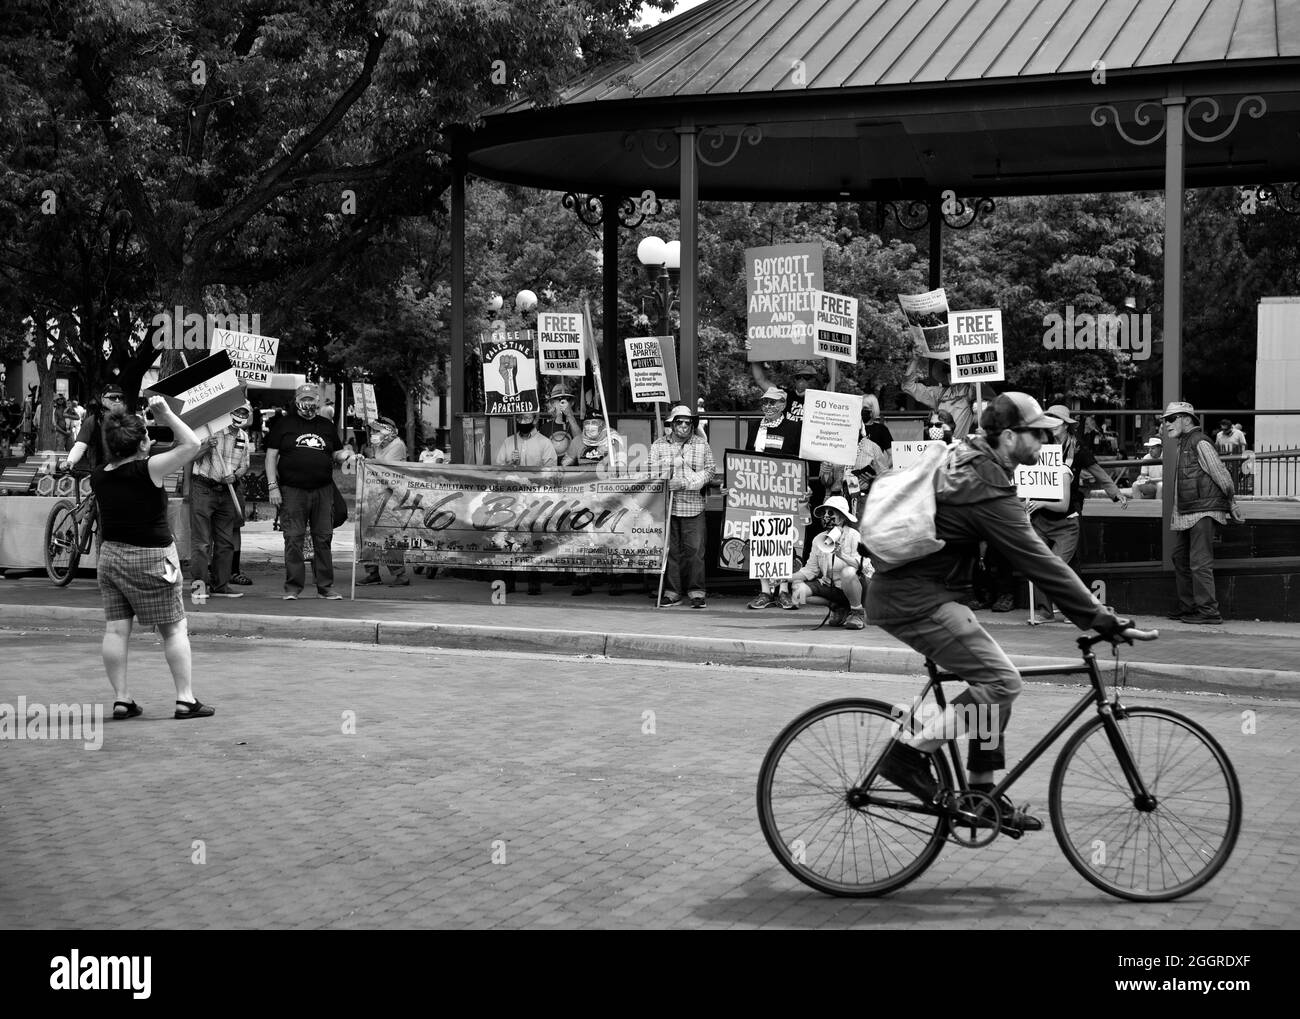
[948,308,1005,383]
[210,328,280,387]
[356,462,670,574]
[718,450,809,572]
[537,312,585,377]
[813,291,858,364]
[480,330,540,414]
[899,288,951,357]
[745,242,824,361]
[798,389,863,466]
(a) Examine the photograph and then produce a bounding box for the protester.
[862,395,893,470]
[784,496,866,630]
[649,404,716,608]
[51,394,72,452]
[62,385,129,472]
[903,352,991,440]
[495,412,556,597]
[752,362,827,558]
[540,383,582,442]
[265,384,355,600]
[1163,401,1243,624]
[359,417,412,587]
[91,396,215,720]
[226,404,254,586]
[923,409,956,444]
[418,436,447,464]
[744,387,801,610]
[568,410,628,596]
[189,401,252,599]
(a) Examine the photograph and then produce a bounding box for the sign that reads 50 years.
[745,243,824,362]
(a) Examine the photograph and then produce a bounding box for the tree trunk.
[31,317,57,449]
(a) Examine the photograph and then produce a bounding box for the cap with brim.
[815,495,853,521]
[1145,437,1163,447]
[295,384,320,400]
[375,416,397,429]
[1162,401,1195,418]
[547,384,574,400]
[667,404,694,422]
[1045,404,1076,425]
[794,368,817,378]
[759,387,786,402]
[998,392,1062,430]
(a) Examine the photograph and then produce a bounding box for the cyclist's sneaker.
[879,743,939,803]
[964,789,1044,832]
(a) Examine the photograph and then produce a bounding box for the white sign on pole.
[891,439,948,470]
[352,382,377,422]
[813,290,858,364]
[748,513,796,580]
[797,389,863,466]
[948,308,1005,383]
[1014,444,1068,498]
[537,312,585,377]
[624,337,671,403]
[210,329,280,387]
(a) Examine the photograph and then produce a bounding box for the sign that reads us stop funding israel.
[948,308,1005,383]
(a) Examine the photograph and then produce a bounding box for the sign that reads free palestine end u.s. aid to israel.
[536,312,585,377]
[745,243,824,362]
[948,308,1005,383]
[813,290,858,364]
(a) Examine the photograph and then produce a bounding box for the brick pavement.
[0,630,1295,930]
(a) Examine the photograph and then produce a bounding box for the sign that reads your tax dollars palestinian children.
[798,390,864,466]
[948,309,1005,383]
[210,329,280,387]
[1014,444,1067,499]
[748,514,796,581]
[813,290,858,364]
[745,242,823,362]
[536,312,585,377]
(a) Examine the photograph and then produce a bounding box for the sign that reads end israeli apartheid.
[1014,444,1067,498]
[210,329,280,387]
[813,290,858,364]
[948,308,1005,383]
[479,330,539,415]
[537,312,585,377]
[719,450,809,572]
[745,242,823,362]
[798,389,863,466]
[625,337,671,402]
[748,514,796,580]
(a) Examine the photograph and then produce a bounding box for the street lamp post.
[636,236,681,399]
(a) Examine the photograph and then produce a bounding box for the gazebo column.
[928,198,942,289]
[677,120,698,409]
[1160,95,1186,570]
[450,151,466,462]
[601,194,621,412]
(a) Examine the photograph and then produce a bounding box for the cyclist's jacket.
[865,436,1117,629]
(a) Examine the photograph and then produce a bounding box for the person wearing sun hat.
[782,495,866,629]
[358,415,412,587]
[190,399,253,598]
[649,403,716,608]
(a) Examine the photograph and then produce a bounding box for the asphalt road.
[1,629,1296,930]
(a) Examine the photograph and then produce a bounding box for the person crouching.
[783,496,867,630]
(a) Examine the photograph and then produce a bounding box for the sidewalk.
[2,520,1298,695]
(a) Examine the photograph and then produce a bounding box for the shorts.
[98,541,186,626]
[804,577,849,606]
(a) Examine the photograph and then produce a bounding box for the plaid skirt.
[98,541,186,626]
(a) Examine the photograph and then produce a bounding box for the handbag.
[331,481,348,529]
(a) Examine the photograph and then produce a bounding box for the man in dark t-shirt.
[265,385,355,599]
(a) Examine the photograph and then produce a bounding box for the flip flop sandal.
[113,700,142,720]
[174,699,215,719]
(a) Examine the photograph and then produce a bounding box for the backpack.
[859,441,954,571]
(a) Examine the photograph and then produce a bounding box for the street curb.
[3,605,1297,697]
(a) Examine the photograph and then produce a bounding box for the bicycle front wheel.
[757,698,952,897]
[1050,707,1241,902]
[44,499,82,586]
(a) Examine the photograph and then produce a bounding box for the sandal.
[113,700,142,720]
[174,699,215,719]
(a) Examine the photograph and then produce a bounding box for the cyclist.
[865,393,1132,831]
[62,384,129,473]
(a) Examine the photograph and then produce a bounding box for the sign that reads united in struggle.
[748,514,795,581]
[1014,444,1067,499]
[625,337,670,402]
[536,312,585,377]
[210,329,279,387]
[719,450,809,572]
[948,308,1005,382]
[813,290,858,364]
[479,330,539,415]
[745,242,824,362]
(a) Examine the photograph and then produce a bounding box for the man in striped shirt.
[189,407,252,598]
[1162,402,1244,625]
[649,404,716,608]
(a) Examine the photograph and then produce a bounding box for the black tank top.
[91,458,173,547]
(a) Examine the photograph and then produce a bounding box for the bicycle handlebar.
[1123,627,1160,642]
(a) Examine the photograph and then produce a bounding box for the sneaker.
[826,606,849,627]
[747,592,776,610]
[1027,608,1056,624]
[208,588,244,598]
[282,593,299,600]
[843,607,866,630]
[690,596,706,609]
[879,743,939,802]
[357,573,383,585]
[230,574,253,586]
[387,575,411,587]
[777,591,795,610]
[658,594,682,607]
[992,594,1015,613]
[1166,609,1193,620]
[318,591,344,600]
[1184,614,1224,625]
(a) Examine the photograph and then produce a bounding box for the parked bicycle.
[43,466,98,586]
[757,628,1242,901]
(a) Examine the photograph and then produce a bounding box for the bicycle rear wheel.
[757,698,952,897]
[1050,707,1241,902]
[44,499,82,586]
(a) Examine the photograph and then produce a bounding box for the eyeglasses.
[1162,415,1184,424]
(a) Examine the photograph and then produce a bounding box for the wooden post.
[1160,95,1186,571]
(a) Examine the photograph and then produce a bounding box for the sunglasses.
[103,394,124,402]
[1162,415,1185,424]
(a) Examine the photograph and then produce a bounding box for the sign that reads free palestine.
[1014,444,1068,499]
[797,389,863,466]
[625,337,671,403]
[813,290,858,364]
[948,308,1005,383]
[210,329,280,387]
[479,330,540,415]
[748,514,796,581]
[536,312,585,377]
[745,243,824,362]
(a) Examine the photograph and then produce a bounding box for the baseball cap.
[295,384,320,401]
[983,393,1062,433]
[759,387,786,402]
[547,384,574,400]
[794,366,818,379]
[1045,404,1076,425]
[1145,436,1163,447]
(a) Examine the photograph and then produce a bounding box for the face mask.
[760,403,784,424]
[516,421,534,435]
[927,424,946,440]
[296,400,319,419]
[583,421,603,443]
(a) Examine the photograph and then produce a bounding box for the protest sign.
[351,382,377,422]
[537,313,585,377]
[718,450,809,572]
[355,462,669,573]
[143,350,245,439]
[745,243,823,361]
[898,288,951,357]
[625,337,671,402]
[891,439,948,470]
[813,291,858,364]
[210,329,280,387]
[479,330,539,415]
[948,308,1005,383]
[798,389,863,466]
[748,514,796,580]
[1014,444,1067,498]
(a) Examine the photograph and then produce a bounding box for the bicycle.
[43,467,99,586]
[756,628,1242,901]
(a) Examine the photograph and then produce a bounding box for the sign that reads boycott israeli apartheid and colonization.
[1014,444,1067,499]
[948,308,1005,383]
[479,330,539,415]
[210,329,280,387]
[798,389,863,466]
[719,450,809,572]
[745,243,823,361]
[748,514,796,580]
[813,290,858,364]
[537,312,585,377]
